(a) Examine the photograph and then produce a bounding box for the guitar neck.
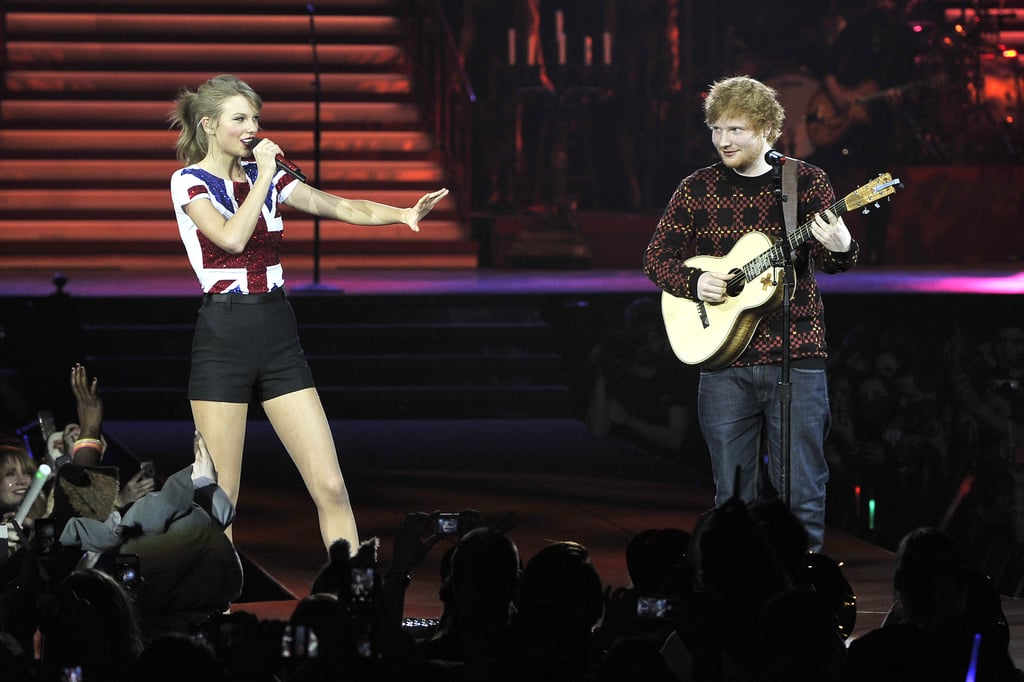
[739,197,847,282]
[857,76,941,105]
[734,172,898,283]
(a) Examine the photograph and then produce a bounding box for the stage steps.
[1,292,599,421]
[0,0,477,270]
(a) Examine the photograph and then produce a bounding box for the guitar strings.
[739,185,877,283]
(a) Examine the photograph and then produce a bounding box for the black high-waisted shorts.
[188,288,315,403]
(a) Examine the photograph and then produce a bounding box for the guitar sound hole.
[726,270,745,297]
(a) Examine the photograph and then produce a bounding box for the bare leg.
[262,388,359,552]
[191,400,249,542]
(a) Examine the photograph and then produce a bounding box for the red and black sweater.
[642,160,859,367]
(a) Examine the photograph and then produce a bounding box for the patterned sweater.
[642,161,858,367]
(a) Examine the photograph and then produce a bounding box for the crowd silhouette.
[822,314,1024,598]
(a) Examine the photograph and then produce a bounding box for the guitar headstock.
[843,173,901,213]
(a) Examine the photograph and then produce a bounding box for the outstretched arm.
[284,185,449,232]
[69,363,104,466]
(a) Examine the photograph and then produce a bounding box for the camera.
[140,461,156,479]
[350,563,374,603]
[435,513,460,536]
[114,553,142,592]
[61,666,84,682]
[280,623,319,659]
[635,594,675,620]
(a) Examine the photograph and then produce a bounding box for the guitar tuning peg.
[862,207,871,214]
[874,202,881,209]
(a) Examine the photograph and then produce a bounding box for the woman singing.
[168,74,448,551]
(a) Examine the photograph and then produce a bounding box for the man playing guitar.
[807,0,918,263]
[643,75,860,553]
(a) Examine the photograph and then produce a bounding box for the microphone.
[764,149,786,167]
[244,138,307,183]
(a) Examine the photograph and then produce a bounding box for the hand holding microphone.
[244,137,307,183]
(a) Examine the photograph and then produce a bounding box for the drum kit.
[764,2,1023,163]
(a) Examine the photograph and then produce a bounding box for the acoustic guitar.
[660,173,901,369]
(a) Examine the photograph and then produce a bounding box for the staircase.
[0,0,478,271]
[0,290,597,421]
[91,294,584,420]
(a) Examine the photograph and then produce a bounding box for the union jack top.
[171,162,298,294]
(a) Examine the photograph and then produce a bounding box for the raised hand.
[389,511,442,578]
[116,469,156,508]
[192,430,218,483]
[403,188,449,232]
[70,363,103,439]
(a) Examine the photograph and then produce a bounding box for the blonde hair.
[0,441,35,475]
[704,75,784,144]
[168,74,263,166]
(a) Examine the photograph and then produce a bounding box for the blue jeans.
[697,364,831,552]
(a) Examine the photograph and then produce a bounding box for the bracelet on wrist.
[73,439,103,457]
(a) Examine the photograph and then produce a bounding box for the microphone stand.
[769,153,794,509]
[298,3,340,292]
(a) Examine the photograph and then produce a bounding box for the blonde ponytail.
[167,74,263,166]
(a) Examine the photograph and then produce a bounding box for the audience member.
[686,497,793,681]
[278,593,349,681]
[592,635,678,682]
[595,527,694,679]
[842,526,1019,681]
[59,429,242,642]
[586,297,696,463]
[0,631,33,682]
[0,438,47,526]
[37,567,145,682]
[134,632,229,682]
[491,540,605,681]
[0,439,77,657]
[379,509,483,625]
[758,587,846,682]
[943,321,1024,592]
[417,523,521,674]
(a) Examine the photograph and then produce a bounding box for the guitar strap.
[782,160,798,245]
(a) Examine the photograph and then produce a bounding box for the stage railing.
[404,0,476,225]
